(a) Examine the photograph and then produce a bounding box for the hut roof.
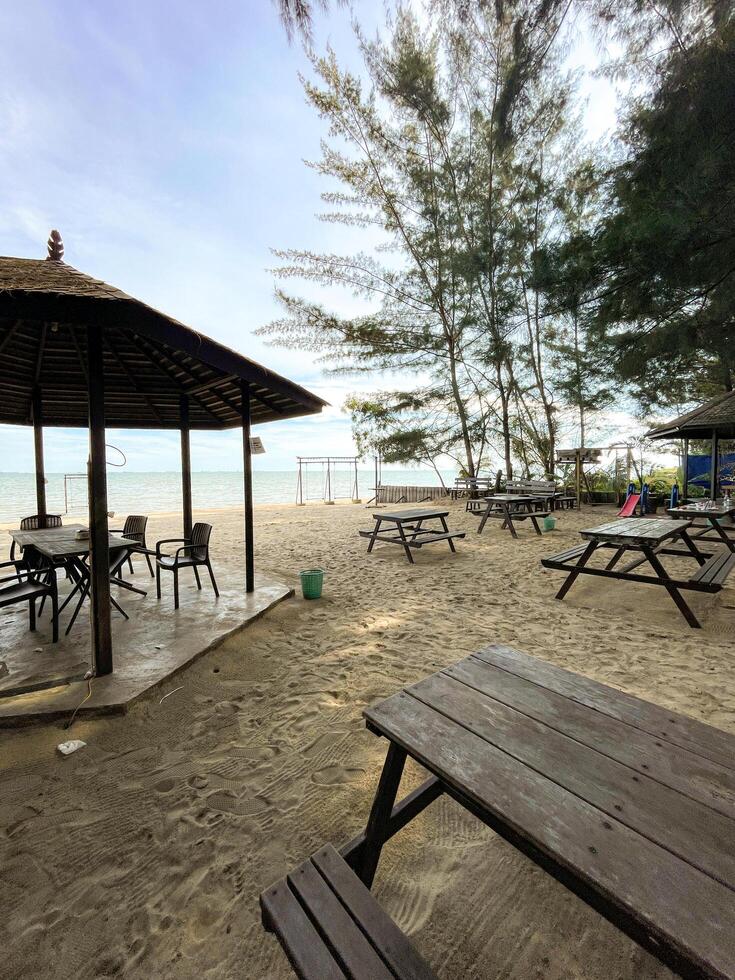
[646,390,735,440]
[0,247,327,430]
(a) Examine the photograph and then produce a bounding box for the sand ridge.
[1,500,733,978]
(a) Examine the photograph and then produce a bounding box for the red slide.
[618,493,640,517]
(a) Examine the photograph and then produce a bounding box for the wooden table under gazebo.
[0,231,327,681]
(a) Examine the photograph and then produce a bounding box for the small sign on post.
[249,437,265,454]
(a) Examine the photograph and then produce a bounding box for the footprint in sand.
[311,765,364,785]
[154,777,177,794]
[205,789,268,817]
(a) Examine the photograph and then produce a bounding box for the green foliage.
[260,4,578,478]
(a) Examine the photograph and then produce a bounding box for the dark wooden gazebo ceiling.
[0,252,327,429]
[647,390,735,441]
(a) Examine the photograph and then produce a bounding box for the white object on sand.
[57,740,86,756]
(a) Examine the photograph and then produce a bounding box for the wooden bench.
[506,479,555,511]
[260,843,436,980]
[358,530,465,549]
[690,549,735,587]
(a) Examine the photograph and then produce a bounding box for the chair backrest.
[122,514,148,541]
[190,522,212,560]
[507,479,556,495]
[19,514,63,530]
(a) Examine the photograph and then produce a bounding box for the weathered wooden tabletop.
[364,644,735,979]
[371,509,449,523]
[580,517,692,546]
[10,525,137,559]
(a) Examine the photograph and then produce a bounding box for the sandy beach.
[1,499,734,979]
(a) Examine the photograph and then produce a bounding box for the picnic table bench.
[359,509,465,564]
[474,494,549,538]
[541,516,735,628]
[261,643,735,979]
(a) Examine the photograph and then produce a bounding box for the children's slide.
[618,493,640,517]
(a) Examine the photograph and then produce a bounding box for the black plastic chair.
[0,558,58,642]
[110,515,154,577]
[9,514,63,563]
[155,523,219,610]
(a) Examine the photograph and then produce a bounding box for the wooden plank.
[365,694,735,980]
[408,670,735,888]
[474,644,735,771]
[580,518,691,546]
[692,552,735,585]
[311,845,436,980]
[455,656,735,812]
[408,532,465,548]
[287,860,394,980]
[541,544,590,564]
[375,509,449,522]
[260,879,346,980]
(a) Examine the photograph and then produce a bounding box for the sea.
[0,469,457,523]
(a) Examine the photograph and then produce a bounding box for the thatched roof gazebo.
[0,231,327,676]
[647,390,735,499]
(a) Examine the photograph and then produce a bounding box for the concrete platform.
[0,561,292,725]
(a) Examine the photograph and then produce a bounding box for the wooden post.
[682,438,689,502]
[86,325,113,676]
[180,395,193,537]
[710,429,719,500]
[240,379,255,593]
[31,385,47,524]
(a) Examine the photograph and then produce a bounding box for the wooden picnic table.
[669,501,735,553]
[475,494,548,538]
[541,516,735,628]
[359,509,465,564]
[9,524,144,633]
[342,644,735,979]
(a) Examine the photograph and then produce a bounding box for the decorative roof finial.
[46,229,64,262]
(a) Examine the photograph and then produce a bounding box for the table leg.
[439,515,456,552]
[679,527,707,565]
[529,515,542,536]
[477,503,492,535]
[503,503,518,539]
[357,742,407,888]
[395,522,415,564]
[408,518,425,541]
[642,547,701,628]
[556,541,597,600]
[366,517,383,553]
[706,516,735,553]
[605,547,625,571]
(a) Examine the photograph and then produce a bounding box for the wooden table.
[540,516,735,628]
[342,644,735,979]
[359,509,465,564]
[669,501,735,552]
[9,525,143,633]
[476,494,544,538]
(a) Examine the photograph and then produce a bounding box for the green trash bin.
[300,568,324,600]
[543,515,556,532]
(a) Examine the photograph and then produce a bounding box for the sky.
[0,1,627,473]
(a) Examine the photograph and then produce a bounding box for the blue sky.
[0,2,621,473]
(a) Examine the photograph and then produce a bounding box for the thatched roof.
[647,390,735,440]
[0,242,327,430]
